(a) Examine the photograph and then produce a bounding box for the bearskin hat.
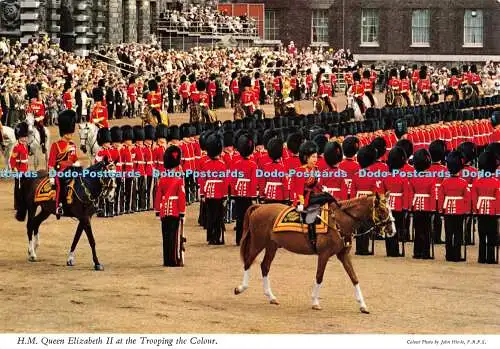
[148,79,158,92]
[362,70,370,79]
[470,64,478,74]
[206,132,223,159]
[400,69,408,80]
[241,75,252,89]
[274,70,281,77]
[419,69,427,80]
[387,146,407,171]
[324,141,343,167]
[286,132,304,155]
[58,109,76,137]
[342,136,360,158]
[92,87,104,102]
[97,127,112,146]
[236,133,255,158]
[492,111,499,127]
[14,122,28,139]
[267,138,283,161]
[223,131,234,147]
[273,116,283,129]
[156,124,168,140]
[196,79,206,92]
[357,145,377,169]
[243,116,256,130]
[313,134,328,155]
[353,72,361,82]
[263,129,279,150]
[189,73,196,83]
[451,67,459,76]
[144,124,155,140]
[63,80,71,92]
[133,126,145,142]
[298,141,318,165]
[429,140,446,163]
[478,151,498,174]
[199,131,212,151]
[390,68,398,78]
[396,139,413,159]
[394,118,408,139]
[457,141,477,164]
[168,125,180,141]
[462,64,469,73]
[110,126,122,143]
[413,149,432,172]
[371,137,387,160]
[26,83,39,100]
[121,125,134,142]
[128,76,136,85]
[446,151,465,175]
[98,79,106,88]
[164,145,182,170]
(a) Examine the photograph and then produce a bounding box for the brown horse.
[234,193,396,312]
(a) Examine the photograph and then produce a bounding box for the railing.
[156,19,259,38]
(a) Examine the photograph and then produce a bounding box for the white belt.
[183,157,195,161]
[266,182,283,186]
[18,159,29,163]
[206,180,223,184]
[244,102,254,107]
[356,191,372,197]
[443,196,463,209]
[389,193,403,197]
[146,161,154,165]
[412,193,430,206]
[124,162,133,166]
[168,196,179,200]
[136,161,145,164]
[237,179,250,182]
[477,196,495,210]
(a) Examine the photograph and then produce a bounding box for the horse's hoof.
[270,298,280,305]
[94,264,104,271]
[312,304,322,311]
[360,307,370,314]
[67,260,74,267]
[28,256,37,262]
[234,288,241,295]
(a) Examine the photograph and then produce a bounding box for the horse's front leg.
[82,218,104,271]
[67,221,85,266]
[311,253,330,310]
[337,248,370,314]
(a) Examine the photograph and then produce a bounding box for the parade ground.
[0,95,498,334]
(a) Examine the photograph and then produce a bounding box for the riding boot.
[308,223,317,253]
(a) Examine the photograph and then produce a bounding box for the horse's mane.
[86,161,106,173]
[337,195,375,209]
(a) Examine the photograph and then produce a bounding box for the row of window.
[264,9,484,47]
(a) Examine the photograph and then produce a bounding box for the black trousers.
[413,211,432,259]
[477,215,498,264]
[122,177,133,213]
[36,124,46,150]
[182,98,188,112]
[355,225,372,255]
[161,216,183,267]
[114,178,123,215]
[107,103,114,120]
[198,198,206,228]
[444,214,465,262]
[14,177,21,210]
[185,175,195,204]
[233,197,253,245]
[431,212,444,243]
[205,198,225,244]
[145,176,153,210]
[132,176,146,211]
[386,211,403,257]
[464,215,474,245]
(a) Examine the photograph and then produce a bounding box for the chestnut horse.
[234,193,396,313]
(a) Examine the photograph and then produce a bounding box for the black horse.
[15,161,116,270]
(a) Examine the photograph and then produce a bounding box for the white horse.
[25,113,50,170]
[0,125,16,168]
[78,122,99,163]
[347,94,365,121]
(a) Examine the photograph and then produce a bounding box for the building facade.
[250,0,500,61]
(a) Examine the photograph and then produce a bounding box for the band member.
[382,146,409,257]
[362,70,375,106]
[399,70,412,106]
[197,79,211,123]
[457,141,478,245]
[180,123,196,204]
[147,79,162,113]
[156,145,186,267]
[318,77,336,112]
[208,74,217,110]
[339,136,361,198]
[48,110,79,219]
[344,68,354,96]
[90,87,108,128]
[120,125,135,214]
[241,76,258,117]
[143,125,155,210]
[428,140,448,244]
[10,122,29,214]
[388,68,400,94]
[471,151,499,264]
[349,72,365,114]
[438,151,471,262]
[417,68,431,105]
[230,72,239,108]
[133,126,146,212]
[320,141,347,200]
[26,84,47,153]
[447,67,461,101]
[231,132,257,245]
[259,137,289,204]
[305,69,313,99]
[199,133,227,245]
[127,76,137,118]
[153,124,169,214]
[63,80,74,110]
[178,75,190,112]
[371,136,389,170]
[369,65,377,93]
[254,72,266,105]
[468,64,482,96]
[290,69,299,101]
[273,70,283,98]
[95,127,113,217]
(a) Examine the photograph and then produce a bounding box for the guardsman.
[179,124,195,204]
[94,127,113,217]
[339,136,361,198]
[417,69,431,105]
[318,77,336,112]
[469,64,482,96]
[153,124,169,214]
[240,76,258,117]
[408,149,436,259]
[362,70,375,106]
[457,141,478,245]
[382,146,409,257]
[313,134,328,169]
[371,137,389,173]
[349,72,365,114]
[199,132,227,245]
[26,84,47,153]
[259,137,289,204]
[143,124,155,211]
[320,141,347,201]
[447,67,461,101]
[344,68,353,96]
[133,126,146,212]
[387,68,400,95]
[63,80,74,110]
[230,132,258,245]
[305,69,313,99]
[230,71,239,108]
[471,151,499,264]
[197,130,212,229]
[197,79,211,122]
[490,112,500,143]
[156,145,186,267]
[208,74,217,110]
[369,65,377,93]
[127,76,137,118]
[254,71,266,105]
[178,75,190,112]
[399,70,412,106]
[110,126,123,216]
[428,140,448,244]
[10,122,29,214]
[290,69,299,100]
[120,125,135,214]
[273,70,283,99]
[48,110,79,219]
[438,151,471,262]
[411,64,419,91]
[90,87,108,129]
[147,79,162,113]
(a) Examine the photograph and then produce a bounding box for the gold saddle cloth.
[272,206,329,234]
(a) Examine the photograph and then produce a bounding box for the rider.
[90,87,109,129]
[349,72,365,114]
[447,67,461,101]
[468,64,482,96]
[399,70,412,106]
[48,110,79,219]
[362,69,375,107]
[417,68,431,105]
[240,76,258,117]
[26,84,47,153]
[9,122,29,212]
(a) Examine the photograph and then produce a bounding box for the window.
[311,9,329,44]
[265,10,278,41]
[361,9,379,46]
[411,9,430,46]
[463,10,483,47]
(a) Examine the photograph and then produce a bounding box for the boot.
[56,203,63,220]
[308,223,317,253]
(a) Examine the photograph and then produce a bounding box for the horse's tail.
[15,178,33,222]
[240,204,261,265]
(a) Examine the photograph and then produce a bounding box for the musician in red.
[94,127,113,217]
[469,64,482,96]
[259,138,289,204]
[127,76,137,118]
[230,133,257,245]
[63,81,74,110]
[320,141,347,201]
[471,151,499,264]
[208,75,217,110]
[143,125,155,211]
[417,69,431,105]
[120,125,135,214]
[133,126,146,212]
[305,69,313,99]
[26,84,47,153]
[230,72,239,107]
[90,87,108,129]
[349,72,366,114]
[10,122,29,214]
[411,64,419,91]
[147,79,162,113]
[156,145,186,267]
[110,126,123,215]
[446,67,461,101]
[199,133,228,245]
[240,76,258,117]
[362,70,375,107]
[428,140,448,244]
[48,110,79,219]
[290,69,299,100]
[178,75,190,112]
[153,124,168,214]
[387,68,400,93]
[339,136,361,199]
[344,68,354,96]
[273,70,282,98]
[438,151,471,262]
[399,70,412,106]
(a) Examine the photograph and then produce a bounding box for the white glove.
[74,161,81,167]
[297,204,304,212]
[322,186,329,193]
[49,177,55,185]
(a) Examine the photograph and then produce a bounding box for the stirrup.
[56,205,63,219]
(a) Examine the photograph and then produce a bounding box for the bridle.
[73,165,116,206]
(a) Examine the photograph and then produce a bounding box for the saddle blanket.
[34,178,75,204]
[273,206,329,234]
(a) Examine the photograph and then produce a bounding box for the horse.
[0,125,16,167]
[15,161,117,270]
[347,95,365,121]
[233,103,245,121]
[274,97,285,117]
[78,122,99,163]
[234,193,396,312]
[25,113,50,170]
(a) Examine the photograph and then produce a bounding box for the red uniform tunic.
[428,163,448,201]
[344,72,353,86]
[411,70,420,84]
[409,174,437,212]
[460,164,478,186]
[350,164,384,198]
[438,176,471,214]
[338,158,360,198]
[290,77,298,90]
[362,78,372,93]
[230,158,258,198]
[199,158,228,199]
[222,147,240,169]
[349,83,365,97]
[198,91,209,107]
[400,79,411,94]
[63,91,73,110]
[291,165,321,206]
[142,145,154,176]
[230,79,239,95]
[120,145,134,176]
[318,84,332,97]
[490,127,500,143]
[273,77,282,92]
[319,163,348,200]
[147,91,162,112]
[388,78,401,91]
[259,160,289,201]
[370,70,377,84]
[448,76,461,89]
[471,177,499,215]
[178,82,190,99]
[133,144,146,176]
[153,144,166,174]
[469,73,481,86]
[9,142,29,172]
[241,90,257,112]
[28,99,46,123]
[48,139,78,172]
[127,84,136,103]
[382,173,411,211]
[305,75,313,89]
[94,146,113,165]
[90,102,109,128]
[155,170,186,218]
[208,81,217,97]
[417,78,431,93]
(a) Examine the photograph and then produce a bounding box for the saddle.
[273,205,329,234]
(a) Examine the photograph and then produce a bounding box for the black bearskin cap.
[387,146,407,171]
[164,145,182,169]
[223,131,234,147]
[156,124,168,140]
[313,134,328,155]
[58,109,76,137]
[451,67,459,76]
[390,68,398,78]
[357,145,377,169]
[27,83,39,99]
[298,141,318,165]
[419,69,427,80]
[243,116,256,130]
[180,123,191,139]
[241,76,252,89]
[478,151,498,173]
[273,116,283,128]
[286,132,304,155]
[371,137,387,159]
[98,79,106,88]
[144,124,155,140]
[148,79,158,92]
[133,126,145,142]
[196,79,206,91]
[446,151,464,175]
[236,133,255,158]
[324,141,343,167]
[362,70,370,79]
[396,139,413,159]
[14,122,28,139]
[110,126,122,143]
[399,70,407,80]
[263,129,279,150]
[342,136,360,158]
[97,127,112,146]
[189,73,196,83]
[413,149,432,172]
[168,125,180,141]
[121,125,134,141]
[267,138,283,161]
[93,87,104,102]
[353,72,361,82]
[199,131,212,151]
[206,133,223,159]
[470,64,478,74]
[457,141,477,164]
[129,76,136,84]
[429,140,446,163]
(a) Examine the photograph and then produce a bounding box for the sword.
[179,216,185,267]
[430,214,435,259]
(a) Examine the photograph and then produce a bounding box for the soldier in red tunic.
[349,72,365,113]
[127,76,137,118]
[240,76,257,117]
[305,69,313,99]
[457,141,479,245]
[132,126,146,212]
[93,128,112,217]
[438,151,471,262]
[417,68,431,105]
[10,122,29,214]
[362,70,375,106]
[109,126,123,216]
[62,80,74,110]
[410,64,419,91]
[471,151,499,264]
[399,70,412,106]
[147,79,162,113]
[343,68,354,96]
[48,110,79,219]
[229,72,240,108]
[208,74,217,110]
[313,134,328,170]
[273,70,283,99]
[259,138,289,204]
[408,149,436,259]
[469,64,482,97]
[120,125,135,214]
[320,141,347,200]
[446,67,461,101]
[143,125,155,211]
[90,87,108,129]
[26,84,47,153]
[178,75,190,112]
[180,124,195,205]
[156,145,186,267]
[339,136,361,199]
[428,140,448,244]
[153,124,169,214]
[231,132,258,245]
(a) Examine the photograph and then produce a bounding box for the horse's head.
[88,160,117,203]
[372,192,397,238]
[78,123,90,153]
